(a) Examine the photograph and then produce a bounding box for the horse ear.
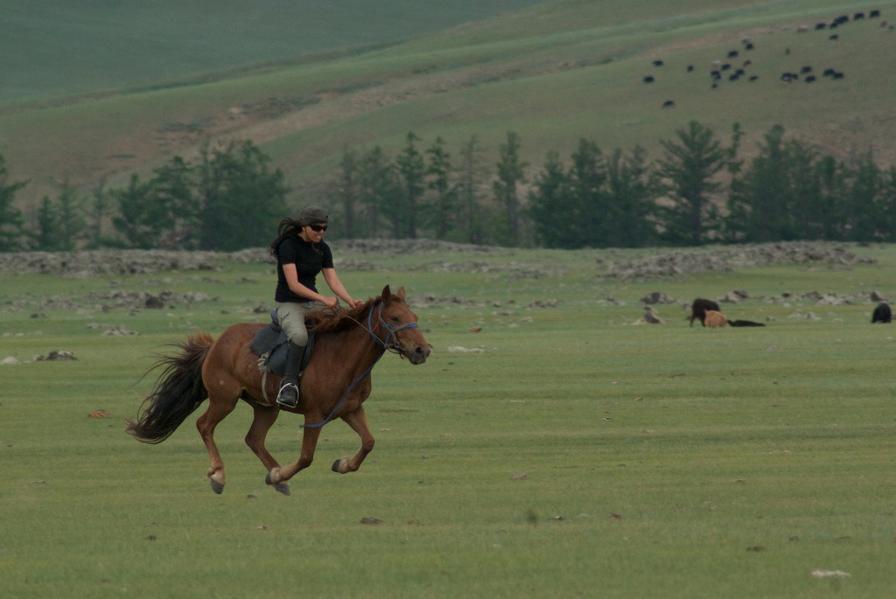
[381,285,392,300]
[396,286,406,301]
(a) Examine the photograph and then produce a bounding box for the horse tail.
[126,333,214,444]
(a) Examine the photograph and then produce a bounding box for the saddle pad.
[249,314,315,376]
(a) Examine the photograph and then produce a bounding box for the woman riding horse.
[268,206,363,408]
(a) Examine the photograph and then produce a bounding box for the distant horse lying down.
[872,302,892,323]
[703,309,766,328]
[127,285,431,495]
[689,298,720,326]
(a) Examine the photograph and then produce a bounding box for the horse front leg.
[332,406,375,474]
[245,405,291,495]
[266,421,321,485]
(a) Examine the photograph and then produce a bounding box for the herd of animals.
[686,297,892,328]
[641,8,888,108]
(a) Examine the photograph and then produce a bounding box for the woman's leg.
[274,302,310,408]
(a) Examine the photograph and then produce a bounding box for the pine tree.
[878,168,896,241]
[33,196,60,251]
[336,147,360,238]
[113,174,155,248]
[358,146,398,238]
[784,140,822,240]
[655,121,726,245]
[567,139,606,247]
[197,141,288,251]
[55,182,85,251]
[493,131,527,246]
[395,132,425,239]
[425,137,457,240]
[0,154,27,251]
[150,156,197,249]
[606,147,655,247]
[457,136,487,244]
[844,152,882,241]
[729,125,790,242]
[529,152,573,247]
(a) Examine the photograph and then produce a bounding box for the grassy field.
[0,0,542,103]
[4,0,896,207]
[1,243,895,597]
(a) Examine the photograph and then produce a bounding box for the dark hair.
[269,217,302,256]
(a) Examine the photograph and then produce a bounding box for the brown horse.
[127,285,431,494]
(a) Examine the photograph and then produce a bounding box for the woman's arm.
[323,268,362,308]
[282,264,337,307]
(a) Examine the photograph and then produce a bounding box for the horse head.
[377,285,431,365]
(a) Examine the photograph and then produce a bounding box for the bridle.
[301,300,419,429]
[365,300,419,357]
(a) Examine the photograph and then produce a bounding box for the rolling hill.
[2,0,895,209]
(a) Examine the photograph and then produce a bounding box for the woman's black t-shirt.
[275,237,333,303]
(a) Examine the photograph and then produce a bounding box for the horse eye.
[391,316,401,323]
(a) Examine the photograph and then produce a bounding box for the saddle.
[249,311,316,377]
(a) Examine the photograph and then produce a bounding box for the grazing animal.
[687,64,694,72]
[749,75,759,81]
[653,59,664,67]
[727,50,739,58]
[643,75,655,83]
[127,286,432,494]
[662,100,675,108]
[728,319,766,327]
[872,302,892,323]
[805,75,817,83]
[704,310,727,328]
[745,42,754,50]
[870,10,881,18]
[829,33,840,40]
[816,22,827,30]
[854,12,865,20]
[800,66,813,73]
[704,310,766,328]
[689,298,721,327]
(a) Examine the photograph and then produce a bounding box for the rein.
[301,301,417,429]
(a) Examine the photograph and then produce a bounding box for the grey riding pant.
[274,301,321,346]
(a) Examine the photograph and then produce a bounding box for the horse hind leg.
[196,383,240,493]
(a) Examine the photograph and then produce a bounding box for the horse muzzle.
[406,344,431,365]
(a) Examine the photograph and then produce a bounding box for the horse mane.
[306,297,385,335]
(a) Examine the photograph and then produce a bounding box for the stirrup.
[276,382,300,408]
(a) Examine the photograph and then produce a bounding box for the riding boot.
[275,342,304,409]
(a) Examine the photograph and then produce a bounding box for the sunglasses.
[308,224,328,232]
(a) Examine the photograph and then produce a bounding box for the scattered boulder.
[36,350,76,361]
[641,291,675,304]
[1,356,19,365]
[870,290,887,302]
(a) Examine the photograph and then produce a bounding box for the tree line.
[1,122,895,252]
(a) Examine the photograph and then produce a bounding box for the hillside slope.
[0,0,542,102]
[2,0,895,207]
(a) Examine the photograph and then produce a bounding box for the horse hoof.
[273,482,291,496]
[331,459,342,473]
[265,468,281,486]
[209,478,225,494]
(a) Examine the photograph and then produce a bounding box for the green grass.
[4,0,896,207]
[0,0,542,103]
[2,243,896,596]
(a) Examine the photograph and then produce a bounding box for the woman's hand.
[347,298,364,310]
[320,296,339,308]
